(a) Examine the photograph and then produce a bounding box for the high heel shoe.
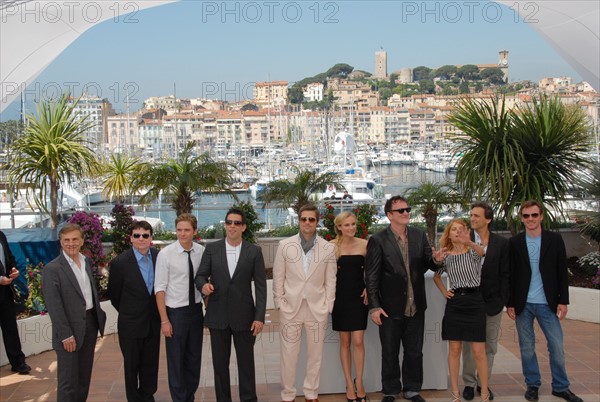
[353,378,368,402]
[480,393,490,402]
[345,385,357,402]
[451,391,461,402]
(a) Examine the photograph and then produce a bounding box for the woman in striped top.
[434,219,489,402]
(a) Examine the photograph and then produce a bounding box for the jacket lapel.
[387,227,407,276]
[59,253,85,300]
[230,240,246,280]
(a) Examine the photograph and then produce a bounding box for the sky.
[1,0,583,120]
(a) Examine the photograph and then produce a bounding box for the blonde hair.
[332,211,356,259]
[439,218,469,252]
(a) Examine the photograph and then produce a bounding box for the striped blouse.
[438,249,482,289]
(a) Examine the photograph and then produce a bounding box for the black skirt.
[441,291,486,342]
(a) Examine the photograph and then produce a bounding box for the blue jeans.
[515,303,570,392]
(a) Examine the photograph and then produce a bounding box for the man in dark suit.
[507,200,582,402]
[108,220,160,402]
[42,223,107,402]
[195,207,267,402]
[0,229,31,374]
[365,196,443,402]
[462,202,510,401]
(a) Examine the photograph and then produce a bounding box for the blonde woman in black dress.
[331,211,369,402]
[433,219,489,402]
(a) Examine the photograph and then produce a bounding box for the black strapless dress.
[332,255,368,331]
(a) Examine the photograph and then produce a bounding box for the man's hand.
[0,268,19,286]
[202,283,214,296]
[370,308,388,326]
[507,307,516,320]
[251,320,264,336]
[62,336,76,352]
[557,304,568,320]
[161,321,173,337]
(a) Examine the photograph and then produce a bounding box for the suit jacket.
[272,235,337,322]
[365,226,438,319]
[195,239,267,331]
[473,231,510,316]
[508,229,569,315]
[42,253,107,351]
[108,247,160,339]
[0,230,17,301]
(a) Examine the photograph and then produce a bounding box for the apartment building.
[254,81,289,107]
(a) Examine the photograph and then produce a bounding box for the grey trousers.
[462,311,503,387]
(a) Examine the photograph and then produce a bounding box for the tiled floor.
[1,312,598,402]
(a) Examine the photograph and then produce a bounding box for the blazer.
[508,229,569,315]
[108,247,160,339]
[365,226,438,319]
[42,253,107,351]
[474,231,510,316]
[272,235,337,322]
[0,230,17,301]
[195,239,267,331]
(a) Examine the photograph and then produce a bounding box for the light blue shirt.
[133,247,154,295]
[526,234,548,305]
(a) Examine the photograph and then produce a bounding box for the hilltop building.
[254,81,288,108]
[375,49,388,79]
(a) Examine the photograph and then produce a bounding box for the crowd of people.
[0,197,585,402]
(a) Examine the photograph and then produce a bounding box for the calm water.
[96,166,453,231]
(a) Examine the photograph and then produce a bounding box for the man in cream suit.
[42,223,107,402]
[273,203,337,402]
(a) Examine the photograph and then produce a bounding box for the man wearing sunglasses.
[365,196,443,402]
[195,207,267,402]
[108,220,160,402]
[507,201,582,402]
[273,203,337,402]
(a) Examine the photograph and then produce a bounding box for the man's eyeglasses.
[225,220,244,226]
[132,233,151,239]
[390,207,411,214]
[300,216,317,223]
[522,213,540,219]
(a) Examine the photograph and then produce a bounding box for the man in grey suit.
[195,207,267,402]
[42,223,107,402]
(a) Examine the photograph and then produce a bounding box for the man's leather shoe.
[381,396,395,402]
[463,386,475,400]
[477,386,494,400]
[524,386,539,402]
[552,389,583,402]
[405,395,425,402]
[11,363,31,375]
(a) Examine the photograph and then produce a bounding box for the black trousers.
[118,322,161,402]
[379,311,425,395]
[165,303,204,402]
[0,285,26,368]
[209,327,257,402]
[55,310,99,402]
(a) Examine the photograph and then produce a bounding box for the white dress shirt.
[154,241,205,308]
[63,251,93,310]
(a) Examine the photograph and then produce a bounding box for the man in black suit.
[108,220,160,402]
[365,196,443,402]
[195,207,267,402]
[462,202,510,401]
[42,223,107,402]
[507,200,582,402]
[0,229,31,374]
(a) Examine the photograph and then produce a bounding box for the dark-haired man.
[365,196,443,402]
[109,220,160,402]
[462,202,509,401]
[507,200,583,402]
[195,207,267,402]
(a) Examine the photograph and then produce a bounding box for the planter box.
[0,300,118,366]
[567,286,600,323]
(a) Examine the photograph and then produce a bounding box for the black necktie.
[185,250,195,306]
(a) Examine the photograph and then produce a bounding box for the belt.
[452,287,480,295]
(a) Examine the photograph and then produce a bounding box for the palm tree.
[403,181,467,245]
[259,166,342,214]
[9,94,99,228]
[574,164,600,249]
[136,141,234,216]
[448,95,592,233]
[100,153,145,204]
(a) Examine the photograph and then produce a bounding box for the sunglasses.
[132,233,151,239]
[390,207,411,214]
[300,216,317,222]
[522,213,540,219]
[225,220,244,226]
